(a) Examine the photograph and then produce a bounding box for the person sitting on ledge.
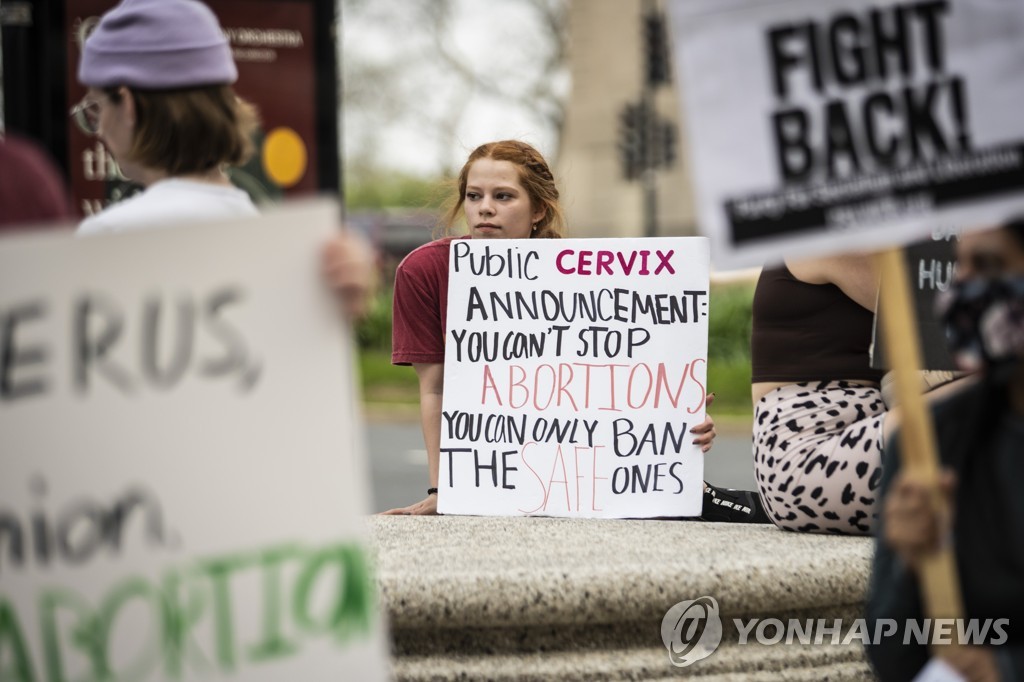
[379,139,767,522]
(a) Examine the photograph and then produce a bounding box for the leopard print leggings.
[753,381,886,535]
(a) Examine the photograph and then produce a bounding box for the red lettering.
[574,446,588,512]
[517,442,546,514]
[533,363,556,411]
[592,445,607,512]
[509,364,528,409]
[616,251,637,275]
[638,250,651,275]
[627,363,654,408]
[544,445,572,512]
[557,363,579,411]
[595,250,614,275]
[578,250,593,275]
[481,364,502,406]
[687,358,707,415]
[654,361,689,408]
[654,249,676,274]
[555,249,575,274]
[598,363,627,412]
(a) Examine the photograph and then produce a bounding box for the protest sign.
[872,229,960,370]
[667,0,1024,268]
[437,238,709,519]
[0,203,389,682]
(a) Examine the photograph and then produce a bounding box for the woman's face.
[956,227,1024,280]
[464,158,545,239]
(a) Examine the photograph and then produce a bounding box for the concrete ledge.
[370,517,877,680]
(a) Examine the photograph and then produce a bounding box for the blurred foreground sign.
[667,0,1024,268]
[871,231,960,370]
[438,238,709,518]
[0,203,389,682]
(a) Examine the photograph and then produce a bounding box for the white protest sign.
[667,0,1024,268]
[438,238,709,519]
[0,202,389,682]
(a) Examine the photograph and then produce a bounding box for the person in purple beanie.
[72,0,260,235]
[72,0,373,317]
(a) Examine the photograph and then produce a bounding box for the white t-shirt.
[77,178,258,235]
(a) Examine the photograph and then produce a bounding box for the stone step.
[369,516,877,680]
[393,644,873,681]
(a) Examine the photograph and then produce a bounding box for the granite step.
[369,516,878,680]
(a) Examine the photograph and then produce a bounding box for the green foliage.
[704,282,755,416]
[355,287,394,352]
[708,282,755,362]
[359,349,419,403]
[344,171,448,211]
[355,281,757,416]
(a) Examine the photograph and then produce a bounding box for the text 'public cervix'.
[451,241,681,280]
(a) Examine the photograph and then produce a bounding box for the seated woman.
[866,217,1024,681]
[383,139,761,519]
[751,255,889,534]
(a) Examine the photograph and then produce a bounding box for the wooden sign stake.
[876,248,964,625]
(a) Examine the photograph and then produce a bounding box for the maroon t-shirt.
[392,236,464,365]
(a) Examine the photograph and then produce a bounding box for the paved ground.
[366,411,757,514]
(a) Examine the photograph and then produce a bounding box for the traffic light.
[654,119,678,168]
[644,12,671,87]
[618,103,645,181]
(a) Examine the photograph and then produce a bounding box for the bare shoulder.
[786,253,877,285]
[785,253,879,311]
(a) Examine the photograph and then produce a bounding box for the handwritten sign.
[667,0,1024,267]
[437,238,709,518]
[872,228,960,370]
[0,202,389,682]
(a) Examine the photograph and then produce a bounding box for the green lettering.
[160,570,213,679]
[247,546,299,661]
[198,555,249,672]
[40,588,102,682]
[293,545,374,642]
[0,597,36,682]
[97,578,161,681]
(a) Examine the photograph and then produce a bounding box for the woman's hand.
[883,468,956,572]
[940,646,1001,682]
[322,231,376,319]
[380,494,439,516]
[690,393,717,453]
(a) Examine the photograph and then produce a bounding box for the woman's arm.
[380,362,444,515]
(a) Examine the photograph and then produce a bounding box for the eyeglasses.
[69,98,102,135]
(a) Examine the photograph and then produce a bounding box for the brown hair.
[112,85,258,175]
[441,140,566,239]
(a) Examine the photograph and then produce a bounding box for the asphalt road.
[366,417,757,514]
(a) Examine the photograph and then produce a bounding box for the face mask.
[937,275,1024,371]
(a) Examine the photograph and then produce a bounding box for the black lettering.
[0,301,49,401]
[829,14,868,86]
[863,92,899,166]
[73,294,134,394]
[200,287,252,383]
[773,108,814,181]
[141,295,195,390]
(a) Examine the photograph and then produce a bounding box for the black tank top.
[751,264,885,384]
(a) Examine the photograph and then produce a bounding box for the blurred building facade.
[557,0,698,239]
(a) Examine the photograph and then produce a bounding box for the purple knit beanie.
[78,0,237,89]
